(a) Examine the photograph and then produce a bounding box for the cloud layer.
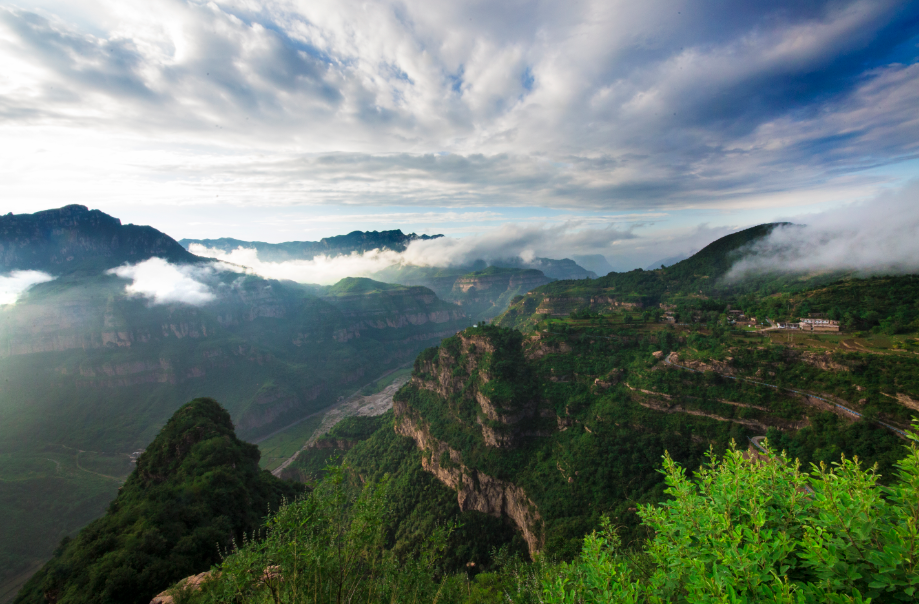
[0,270,55,305]
[728,180,919,278]
[188,244,405,285]
[1,0,917,212]
[108,257,218,305]
[189,221,643,283]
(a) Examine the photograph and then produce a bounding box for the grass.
[359,366,413,396]
[0,445,130,602]
[257,414,326,472]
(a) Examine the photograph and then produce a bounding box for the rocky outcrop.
[533,294,641,317]
[393,399,544,556]
[667,353,736,376]
[524,333,572,360]
[798,351,850,372]
[449,270,550,306]
[411,332,546,448]
[150,572,214,604]
[881,392,919,412]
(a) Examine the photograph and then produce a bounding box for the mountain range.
[179,230,443,263]
[4,210,919,604]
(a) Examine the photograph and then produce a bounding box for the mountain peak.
[0,205,196,273]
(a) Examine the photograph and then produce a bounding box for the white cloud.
[0,270,55,305]
[188,244,404,285]
[0,0,915,217]
[727,179,919,278]
[107,257,218,305]
[190,221,639,282]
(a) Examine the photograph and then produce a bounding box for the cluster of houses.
[774,317,840,332]
[658,305,840,332]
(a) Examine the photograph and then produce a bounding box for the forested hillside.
[15,399,302,604]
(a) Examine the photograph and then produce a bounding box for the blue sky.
[1,0,918,270]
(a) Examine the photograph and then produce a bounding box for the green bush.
[543,425,919,603]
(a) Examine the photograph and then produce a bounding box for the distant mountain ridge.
[0,205,197,273]
[179,230,444,262]
[180,233,597,280]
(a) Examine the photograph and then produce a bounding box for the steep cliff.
[393,398,544,555]
[391,326,556,554]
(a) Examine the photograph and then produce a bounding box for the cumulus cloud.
[1,0,917,214]
[727,180,919,279]
[0,270,55,305]
[107,258,219,305]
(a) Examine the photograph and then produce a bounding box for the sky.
[1,0,918,271]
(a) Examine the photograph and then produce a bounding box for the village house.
[799,317,840,332]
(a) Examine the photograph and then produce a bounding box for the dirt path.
[53,444,126,481]
[73,451,123,481]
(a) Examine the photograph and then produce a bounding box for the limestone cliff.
[393,398,544,555]
[409,331,552,447]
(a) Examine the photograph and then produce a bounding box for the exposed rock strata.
[394,399,543,556]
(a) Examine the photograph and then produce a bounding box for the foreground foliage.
[183,424,919,604]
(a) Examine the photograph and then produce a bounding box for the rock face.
[533,295,642,318]
[0,205,196,272]
[394,398,544,556]
[392,326,554,555]
[410,331,548,447]
[1,268,466,438]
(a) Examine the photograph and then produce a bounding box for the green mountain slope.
[493,223,856,331]
[14,398,302,604]
[384,301,915,557]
